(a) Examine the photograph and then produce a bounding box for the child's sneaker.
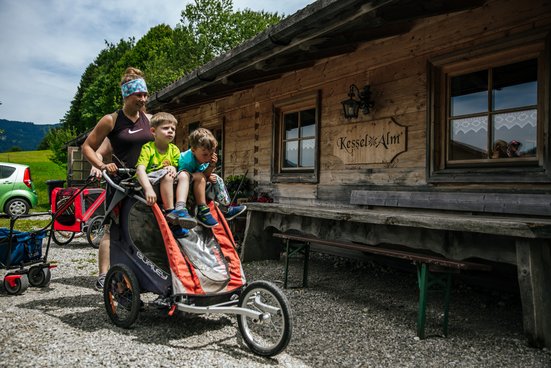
[196,205,219,228]
[224,205,247,221]
[171,226,189,238]
[166,208,197,229]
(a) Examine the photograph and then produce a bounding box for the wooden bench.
[350,190,551,217]
[273,232,492,339]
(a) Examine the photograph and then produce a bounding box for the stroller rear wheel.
[104,264,141,328]
[52,230,75,245]
[237,281,292,357]
[28,266,51,287]
[3,274,29,295]
[86,216,105,249]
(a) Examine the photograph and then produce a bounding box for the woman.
[82,67,154,290]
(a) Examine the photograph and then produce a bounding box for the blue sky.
[0,0,315,125]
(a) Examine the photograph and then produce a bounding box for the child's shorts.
[147,168,173,185]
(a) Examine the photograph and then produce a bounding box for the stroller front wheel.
[103,264,141,328]
[237,280,292,357]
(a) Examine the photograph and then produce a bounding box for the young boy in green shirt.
[135,112,197,236]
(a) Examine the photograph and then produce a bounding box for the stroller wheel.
[104,264,141,328]
[237,281,292,357]
[28,266,52,288]
[86,216,105,249]
[3,274,29,295]
[52,230,75,245]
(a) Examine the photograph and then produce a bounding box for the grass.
[0,150,66,212]
[0,218,51,232]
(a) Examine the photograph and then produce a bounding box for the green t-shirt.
[136,141,180,173]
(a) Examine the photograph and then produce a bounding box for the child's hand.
[208,174,217,183]
[144,187,157,206]
[166,166,177,178]
[210,152,218,165]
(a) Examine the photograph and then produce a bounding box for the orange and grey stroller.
[101,169,292,357]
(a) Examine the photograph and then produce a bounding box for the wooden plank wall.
[170,0,551,203]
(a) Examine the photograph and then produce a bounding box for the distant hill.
[0,119,59,152]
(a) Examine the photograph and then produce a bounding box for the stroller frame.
[101,169,292,357]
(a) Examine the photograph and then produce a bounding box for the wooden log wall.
[170,0,551,204]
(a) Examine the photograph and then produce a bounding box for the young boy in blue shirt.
[178,128,246,227]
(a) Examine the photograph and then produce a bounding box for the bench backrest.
[350,190,551,217]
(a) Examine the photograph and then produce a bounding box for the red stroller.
[51,186,106,247]
[101,168,292,356]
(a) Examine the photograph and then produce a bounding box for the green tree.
[44,127,78,168]
[62,39,134,132]
[180,0,281,64]
[54,0,282,166]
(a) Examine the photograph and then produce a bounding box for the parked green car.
[0,162,38,216]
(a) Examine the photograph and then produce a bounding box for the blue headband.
[121,78,148,98]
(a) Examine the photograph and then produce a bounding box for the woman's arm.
[82,114,115,171]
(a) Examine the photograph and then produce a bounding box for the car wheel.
[5,198,30,216]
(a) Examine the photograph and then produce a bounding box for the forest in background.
[43,0,282,168]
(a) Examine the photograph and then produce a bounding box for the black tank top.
[107,110,154,168]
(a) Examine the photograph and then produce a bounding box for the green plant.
[43,127,78,168]
[225,174,252,203]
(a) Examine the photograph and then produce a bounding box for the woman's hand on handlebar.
[90,166,103,179]
[101,163,119,174]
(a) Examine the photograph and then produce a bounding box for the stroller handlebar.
[102,169,147,205]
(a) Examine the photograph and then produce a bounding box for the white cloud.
[0,0,314,124]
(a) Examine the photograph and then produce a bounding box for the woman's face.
[125,92,148,111]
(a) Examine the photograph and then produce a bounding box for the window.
[448,59,537,162]
[0,165,15,179]
[428,34,550,183]
[272,92,320,183]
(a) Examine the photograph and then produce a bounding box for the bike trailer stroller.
[101,169,292,356]
[51,186,106,247]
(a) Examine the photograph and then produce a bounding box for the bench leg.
[443,272,452,337]
[303,243,310,288]
[417,263,453,338]
[417,263,429,339]
[284,239,290,289]
[283,240,310,289]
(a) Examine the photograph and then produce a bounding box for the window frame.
[427,32,551,183]
[271,91,320,183]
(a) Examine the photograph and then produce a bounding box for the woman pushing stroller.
[83,67,245,290]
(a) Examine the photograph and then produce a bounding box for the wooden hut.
[147,0,551,347]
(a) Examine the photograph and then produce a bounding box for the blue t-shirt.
[178,149,209,173]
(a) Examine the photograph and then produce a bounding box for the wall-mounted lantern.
[341,84,374,119]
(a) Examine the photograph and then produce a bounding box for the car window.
[0,165,16,179]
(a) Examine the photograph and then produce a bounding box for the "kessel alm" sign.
[334,118,407,164]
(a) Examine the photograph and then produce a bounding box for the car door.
[0,165,17,196]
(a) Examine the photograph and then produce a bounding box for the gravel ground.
[1,235,550,368]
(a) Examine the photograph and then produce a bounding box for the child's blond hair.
[189,128,217,151]
[150,112,177,129]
